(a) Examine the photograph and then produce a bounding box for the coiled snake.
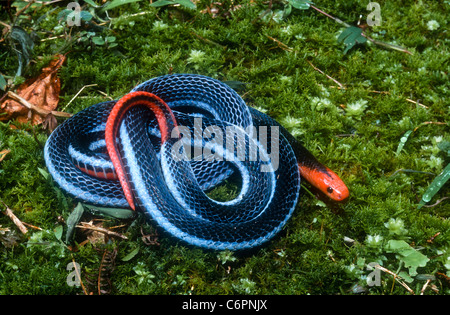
[44,74,348,250]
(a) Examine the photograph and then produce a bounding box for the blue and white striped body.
[44,74,301,250]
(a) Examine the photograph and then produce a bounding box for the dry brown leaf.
[0,53,66,125]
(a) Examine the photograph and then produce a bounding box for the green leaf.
[259,9,273,23]
[396,130,413,156]
[385,240,429,276]
[83,204,135,219]
[337,26,367,54]
[418,163,450,209]
[92,36,105,45]
[54,225,63,241]
[175,0,196,9]
[0,74,7,91]
[289,0,311,10]
[437,140,450,157]
[150,0,176,7]
[401,250,430,276]
[103,0,143,11]
[105,36,116,43]
[80,11,93,22]
[58,9,92,22]
[57,9,69,20]
[385,240,412,253]
[84,0,100,7]
[65,203,85,243]
[37,167,50,180]
[283,4,292,17]
[272,9,285,23]
[398,271,414,283]
[122,247,140,261]
[150,0,195,9]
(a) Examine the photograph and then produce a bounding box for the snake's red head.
[298,165,349,202]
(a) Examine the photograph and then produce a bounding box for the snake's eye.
[327,187,334,194]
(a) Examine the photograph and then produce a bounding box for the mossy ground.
[0,0,448,295]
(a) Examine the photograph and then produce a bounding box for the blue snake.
[44,74,348,251]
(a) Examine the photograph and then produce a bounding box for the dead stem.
[76,221,128,240]
[71,256,89,295]
[306,60,345,89]
[265,35,293,52]
[423,197,449,208]
[62,84,98,112]
[374,264,415,294]
[0,199,28,234]
[7,91,73,118]
[310,4,350,27]
[370,90,428,108]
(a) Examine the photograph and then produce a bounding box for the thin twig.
[6,91,73,118]
[62,84,97,111]
[413,121,448,132]
[310,4,350,27]
[21,221,43,231]
[0,199,28,234]
[40,35,66,42]
[71,256,89,295]
[370,90,428,108]
[96,90,113,100]
[14,0,36,18]
[306,59,345,89]
[420,279,431,295]
[423,197,449,208]
[390,168,435,177]
[374,264,415,294]
[76,221,128,240]
[266,35,293,52]
[0,21,12,33]
[405,98,428,108]
[35,0,65,4]
[191,31,227,49]
[364,35,413,55]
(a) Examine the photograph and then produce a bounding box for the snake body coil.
[44,74,348,250]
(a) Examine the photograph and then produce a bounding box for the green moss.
[0,0,449,295]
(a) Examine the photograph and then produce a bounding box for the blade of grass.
[418,164,450,209]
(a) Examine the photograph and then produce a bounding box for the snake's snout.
[298,165,349,202]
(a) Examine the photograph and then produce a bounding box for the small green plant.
[344,99,368,120]
[217,250,238,265]
[26,228,68,259]
[232,278,256,294]
[54,1,135,51]
[345,217,435,294]
[133,261,156,285]
[259,0,411,55]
